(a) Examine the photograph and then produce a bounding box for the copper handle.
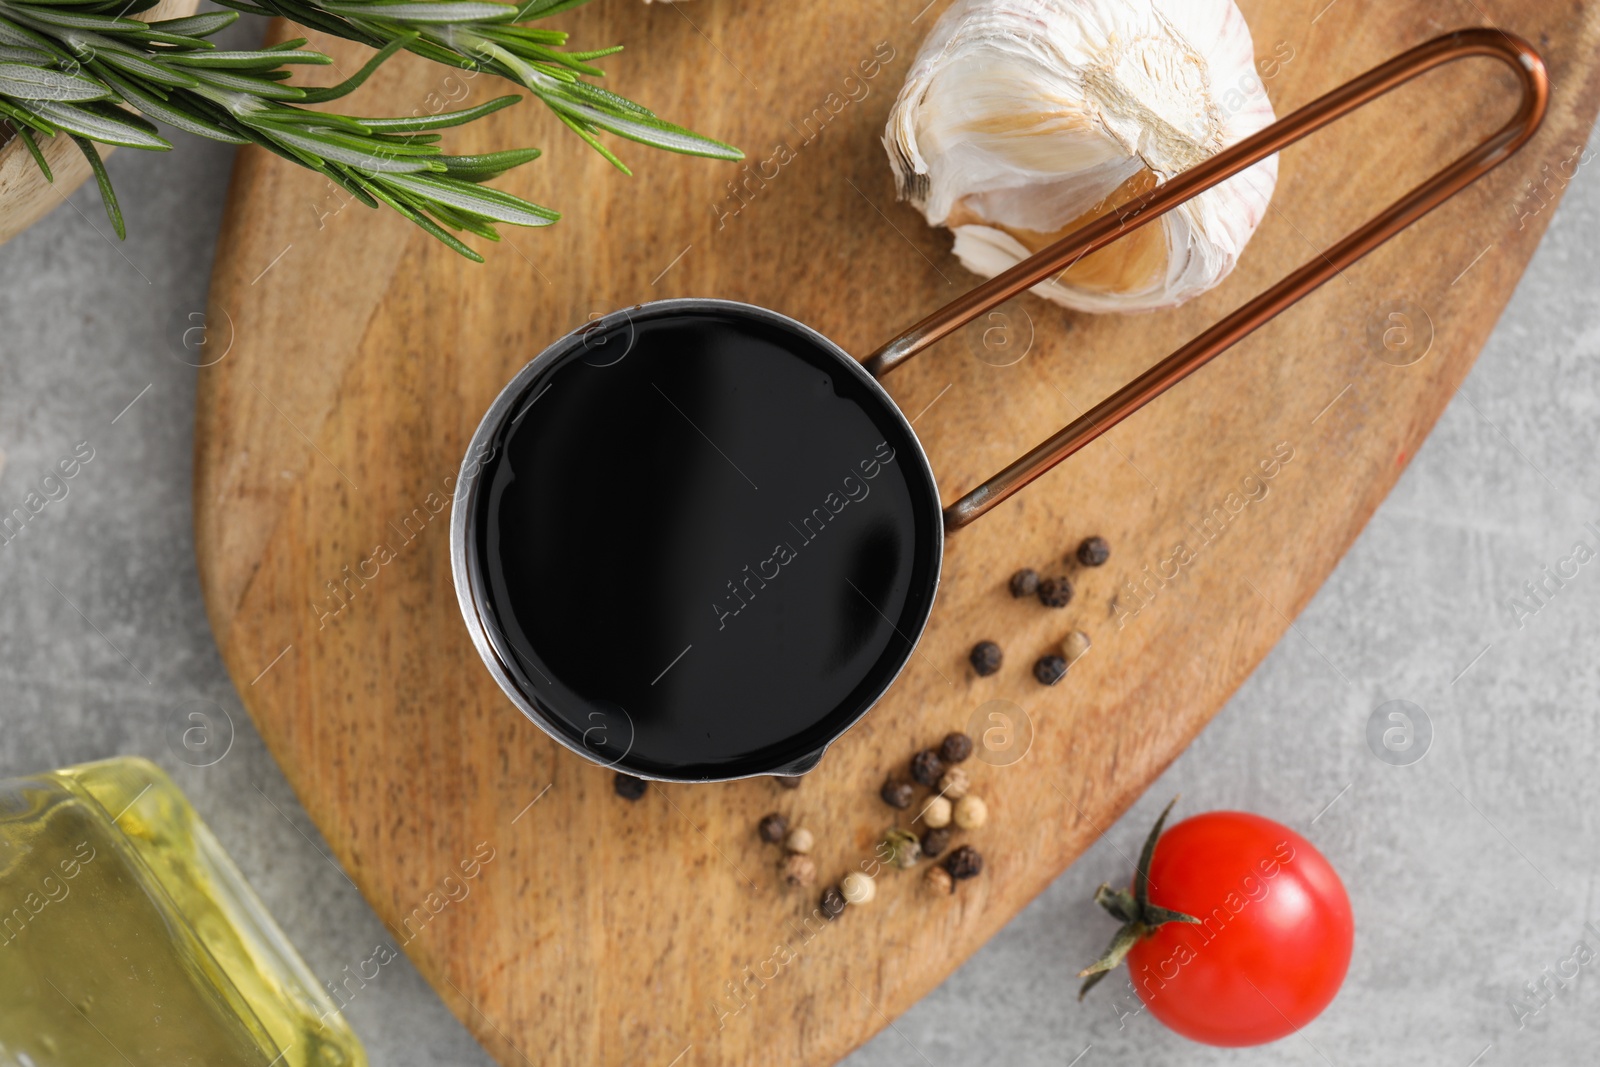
[865,28,1549,531]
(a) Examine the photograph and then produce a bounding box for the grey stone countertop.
[0,73,1596,1067]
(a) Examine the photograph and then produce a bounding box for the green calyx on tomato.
[1077,796,1200,1000]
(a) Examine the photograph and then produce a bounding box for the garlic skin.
[884,0,1278,313]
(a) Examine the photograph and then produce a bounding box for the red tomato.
[1123,811,1353,1046]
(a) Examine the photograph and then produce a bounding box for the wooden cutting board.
[195,1,1600,1063]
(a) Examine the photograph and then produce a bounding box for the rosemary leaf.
[147,11,239,36]
[320,0,518,22]
[25,98,169,146]
[164,48,333,70]
[17,124,49,178]
[552,108,628,174]
[0,42,51,60]
[185,67,305,98]
[8,7,147,32]
[435,145,540,181]
[89,45,204,87]
[383,170,558,226]
[0,60,109,100]
[353,94,516,131]
[70,133,123,237]
[294,30,413,102]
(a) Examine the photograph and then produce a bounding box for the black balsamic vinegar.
[469,309,941,778]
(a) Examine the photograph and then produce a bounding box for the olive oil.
[0,757,366,1067]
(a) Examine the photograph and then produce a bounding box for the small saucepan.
[449,30,1545,782]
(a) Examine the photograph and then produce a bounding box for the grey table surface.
[2,58,1598,1065]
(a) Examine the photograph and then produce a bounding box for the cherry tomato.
[1124,811,1353,1046]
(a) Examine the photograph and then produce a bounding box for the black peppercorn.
[880,778,915,809]
[757,812,788,844]
[1009,568,1040,598]
[921,826,952,858]
[820,886,847,920]
[773,774,803,790]
[1076,536,1111,567]
[968,640,1003,677]
[613,773,647,801]
[1037,576,1074,608]
[1034,654,1068,685]
[939,732,974,764]
[910,748,945,786]
[945,844,984,880]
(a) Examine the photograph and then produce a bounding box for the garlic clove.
[885,0,1279,313]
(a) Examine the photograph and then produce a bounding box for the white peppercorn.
[923,795,953,829]
[784,827,814,854]
[954,794,988,829]
[938,767,971,800]
[841,870,876,905]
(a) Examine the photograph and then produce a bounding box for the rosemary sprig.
[0,0,741,256]
[0,0,553,256]
[213,0,740,173]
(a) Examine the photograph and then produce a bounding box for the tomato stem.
[1077,796,1201,1000]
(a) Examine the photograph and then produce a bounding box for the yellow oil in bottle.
[0,757,367,1067]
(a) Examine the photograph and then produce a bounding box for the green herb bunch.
[0,0,740,259]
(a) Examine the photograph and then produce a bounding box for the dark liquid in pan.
[468,308,941,779]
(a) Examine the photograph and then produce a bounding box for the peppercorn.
[1076,535,1111,567]
[613,773,647,801]
[841,871,877,905]
[945,844,984,880]
[921,826,952,858]
[910,748,945,786]
[924,864,955,896]
[880,778,914,809]
[1009,568,1039,598]
[937,767,971,800]
[968,640,1003,677]
[1061,629,1092,663]
[883,829,922,869]
[784,827,814,854]
[954,794,989,830]
[820,886,847,920]
[1037,576,1074,608]
[923,795,953,829]
[781,853,817,887]
[939,732,974,764]
[757,812,788,844]
[1034,654,1068,685]
[774,774,803,790]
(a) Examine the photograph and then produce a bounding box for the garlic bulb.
[884,0,1278,313]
